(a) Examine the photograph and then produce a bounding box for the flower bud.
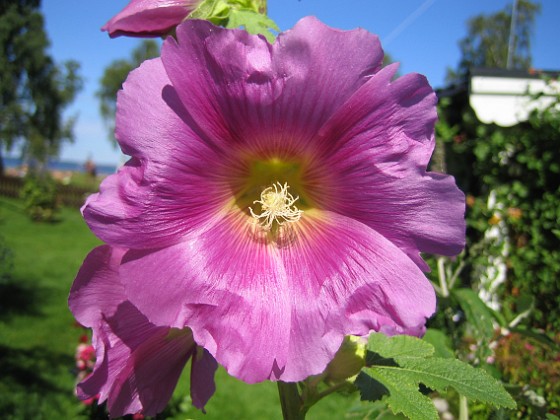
[324,336,366,382]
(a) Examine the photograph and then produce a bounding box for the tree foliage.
[0,0,82,173]
[97,40,160,145]
[448,0,540,82]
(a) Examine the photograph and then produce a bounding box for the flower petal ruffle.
[314,64,465,268]
[161,17,384,153]
[69,245,217,416]
[83,58,231,250]
[120,211,435,383]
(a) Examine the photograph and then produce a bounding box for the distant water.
[2,156,117,176]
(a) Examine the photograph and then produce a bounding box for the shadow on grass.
[0,275,49,320]
[0,344,71,392]
[0,344,77,415]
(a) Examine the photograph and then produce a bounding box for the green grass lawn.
[0,196,356,419]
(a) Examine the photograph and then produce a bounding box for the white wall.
[469,74,559,126]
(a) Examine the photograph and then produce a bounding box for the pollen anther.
[249,182,303,231]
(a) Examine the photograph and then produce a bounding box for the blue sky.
[39,0,560,166]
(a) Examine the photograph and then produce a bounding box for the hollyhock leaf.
[189,0,225,20]
[394,357,516,409]
[452,288,495,341]
[358,333,516,416]
[362,367,439,420]
[422,329,455,359]
[366,332,434,362]
[354,371,390,403]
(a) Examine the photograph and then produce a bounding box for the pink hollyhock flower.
[79,17,465,384]
[69,246,217,417]
[102,0,200,38]
[75,343,95,370]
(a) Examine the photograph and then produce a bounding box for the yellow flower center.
[249,182,303,231]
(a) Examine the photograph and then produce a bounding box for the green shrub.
[437,89,560,332]
[494,332,560,415]
[20,175,59,222]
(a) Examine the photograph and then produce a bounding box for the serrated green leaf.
[422,329,455,359]
[226,9,279,42]
[393,357,516,409]
[453,288,495,339]
[364,367,439,420]
[355,371,390,402]
[367,332,434,362]
[359,333,516,417]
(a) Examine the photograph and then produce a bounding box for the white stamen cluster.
[249,182,303,231]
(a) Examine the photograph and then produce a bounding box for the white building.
[468,68,560,127]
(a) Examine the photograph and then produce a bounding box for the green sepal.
[189,0,222,20]
[226,9,279,42]
[189,0,279,42]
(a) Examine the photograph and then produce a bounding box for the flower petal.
[161,17,384,154]
[69,245,127,325]
[326,169,465,270]
[121,213,294,383]
[121,211,435,382]
[69,245,216,417]
[102,0,194,38]
[270,16,385,144]
[83,58,232,249]
[317,64,437,178]
[310,66,465,268]
[190,348,218,412]
[103,304,196,417]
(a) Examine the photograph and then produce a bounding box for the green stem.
[459,395,469,420]
[277,381,305,420]
[314,381,349,401]
[437,257,450,298]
